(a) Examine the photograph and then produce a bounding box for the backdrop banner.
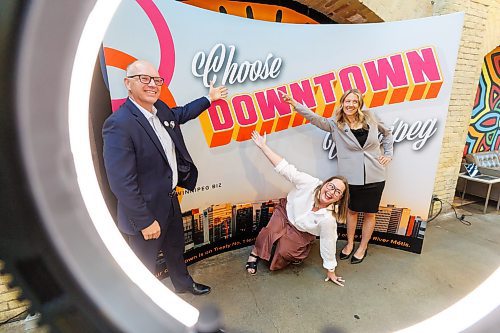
[100,0,463,277]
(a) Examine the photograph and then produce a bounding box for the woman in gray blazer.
[281,89,393,264]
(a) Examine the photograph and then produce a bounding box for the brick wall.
[362,0,432,20]
[0,260,30,323]
[484,0,500,52]
[431,0,493,205]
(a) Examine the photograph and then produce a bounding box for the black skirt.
[348,181,385,213]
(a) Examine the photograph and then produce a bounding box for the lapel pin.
[170,121,175,129]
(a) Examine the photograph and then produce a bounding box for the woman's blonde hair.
[313,175,349,224]
[334,88,371,129]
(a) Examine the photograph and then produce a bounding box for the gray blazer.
[294,104,393,185]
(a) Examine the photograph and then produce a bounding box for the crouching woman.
[245,131,349,286]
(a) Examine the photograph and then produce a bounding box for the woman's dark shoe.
[339,246,354,260]
[351,249,367,264]
[245,253,259,275]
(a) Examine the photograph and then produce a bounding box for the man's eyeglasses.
[325,182,343,196]
[127,74,164,86]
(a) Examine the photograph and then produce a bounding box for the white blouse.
[274,159,338,270]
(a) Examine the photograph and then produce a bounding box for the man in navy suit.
[103,60,227,295]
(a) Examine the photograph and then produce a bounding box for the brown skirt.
[253,198,316,271]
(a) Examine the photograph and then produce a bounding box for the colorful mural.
[464,46,500,154]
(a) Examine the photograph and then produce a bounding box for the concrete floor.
[2,201,498,333]
[175,201,500,333]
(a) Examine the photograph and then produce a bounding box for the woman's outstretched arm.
[281,92,335,133]
[251,131,283,167]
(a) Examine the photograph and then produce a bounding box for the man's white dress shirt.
[130,98,178,190]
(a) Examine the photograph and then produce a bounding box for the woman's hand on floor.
[325,270,345,287]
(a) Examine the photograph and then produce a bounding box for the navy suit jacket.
[103,97,210,235]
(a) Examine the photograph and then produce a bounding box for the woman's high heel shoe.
[339,246,354,260]
[245,253,259,275]
[350,248,367,264]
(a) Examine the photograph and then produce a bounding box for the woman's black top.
[350,127,369,147]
